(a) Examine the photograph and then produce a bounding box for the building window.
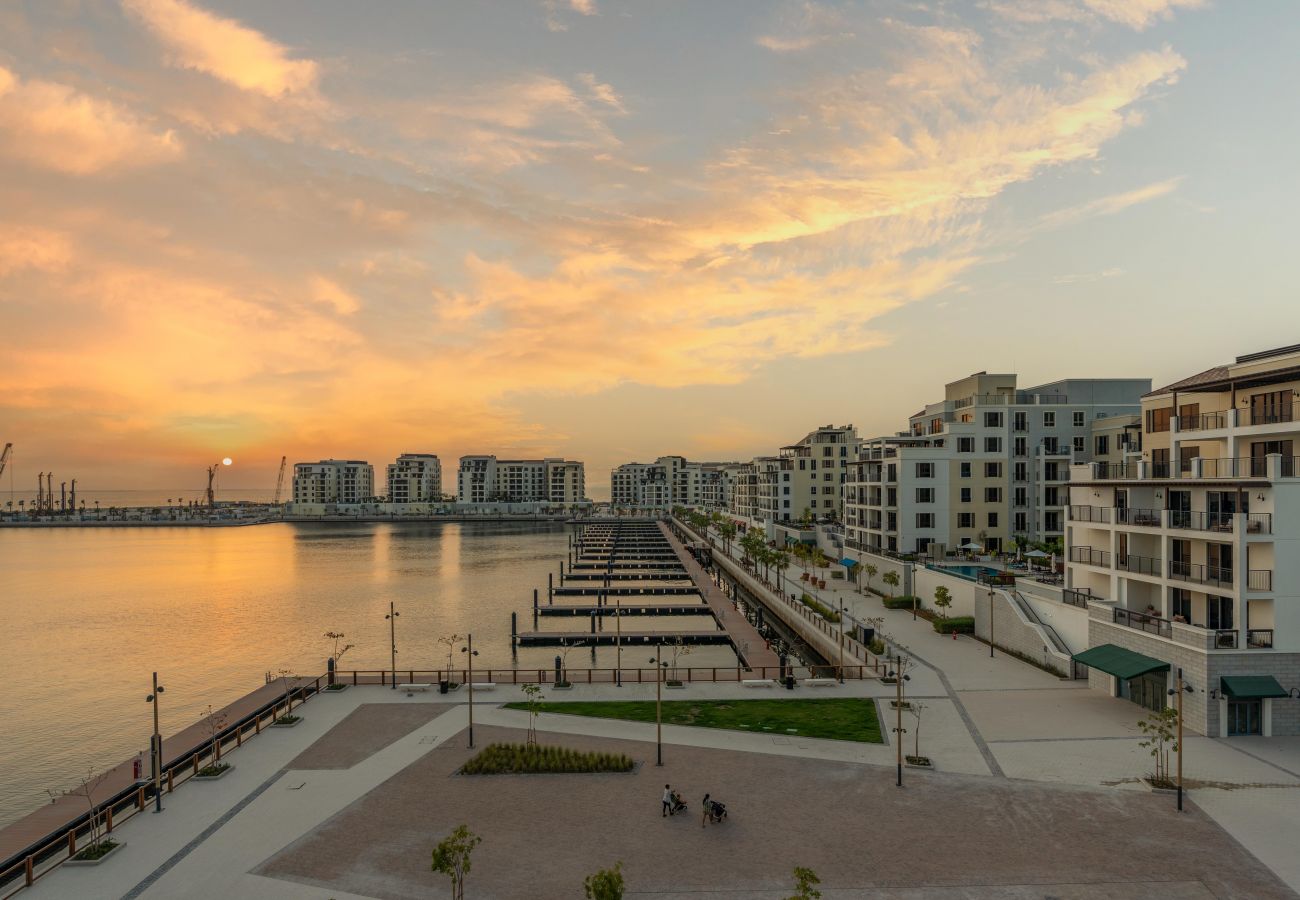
[1013,487,1027,506]
[1043,411,1056,428]
[958,512,974,527]
[960,487,972,502]
[1043,511,1061,531]
[916,487,934,503]
[984,487,1002,502]
[1013,437,1027,457]
[799,459,805,470]
[824,446,833,457]
[915,463,934,478]
[1013,411,1027,431]
[1146,407,1172,433]
[958,437,974,453]
[914,513,935,529]
[987,512,998,527]
[1095,435,1109,456]
[1171,589,1191,622]
[960,462,971,478]
[984,412,1003,428]
[1043,437,1059,454]
[984,437,1002,453]
[1207,596,1233,630]
[1073,411,1085,427]
[1073,436,1085,453]
[984,462,1002,478]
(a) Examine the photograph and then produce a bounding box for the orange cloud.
[0,224,73,275]
[0,66,181,174]
[123,0,319,97]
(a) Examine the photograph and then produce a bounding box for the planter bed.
[194,763,234,780]
[67,840,126,866]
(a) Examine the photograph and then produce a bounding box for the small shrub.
[882,595,921,610]
[73,838,119,861]
[275,714,301,725]
[932,616,975,634]
[460,743,634,775]
[797,593,840,623]
[197,762,231,777]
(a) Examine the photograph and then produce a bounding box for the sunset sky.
[2,1,1297,499]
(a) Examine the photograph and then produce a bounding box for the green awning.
[1072,644,1170,680]
[1220,675,1288,699]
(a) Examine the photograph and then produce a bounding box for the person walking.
[701,793,711,828]
[663,784,673,817]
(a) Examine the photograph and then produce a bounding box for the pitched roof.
[1143,364,1230,398]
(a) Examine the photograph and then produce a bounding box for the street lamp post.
[1171,667,1193,812]
[838,597,845,683]
[145,672,165,813]
[462,635,479,748]
[650,646,667,766]
[386,602,399,689]
[987,586,995,658]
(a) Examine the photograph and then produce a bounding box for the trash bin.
[860,626,875,645]
[785,675,795,690]
[439,680,449,695]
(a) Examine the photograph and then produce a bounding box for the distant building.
[386,453,442,503]
[292,460,374,505]
[610,456,742,509]
[723,425,859,524]
[456,456,586,504]
[844,374,1148,556]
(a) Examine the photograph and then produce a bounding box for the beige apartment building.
[1066,344,1300,736]
[291,459,375,506]
[845,374,1148,556]
[456,456,586,504]
[727,426,859,525]
[610,457,741,510]
[386,453,442,503]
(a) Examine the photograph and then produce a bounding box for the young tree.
[431,825,481,900]
[933,586,952,623]
[48,768,113,856]
[584,861,625,900]
[200,704,228,772]
[324,630,354,665]
[786,866,822,900]
[908,701,928,760]
[882,571,900,598]
[1137,706,1179,785]
[668,637,693,683]
[270,668,300,719]
[862,563,877,595]
[438,632,467,680]
[521,683,544,745]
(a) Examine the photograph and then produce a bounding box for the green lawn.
[502,698,882,743]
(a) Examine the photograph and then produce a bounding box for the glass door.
[1169,490,1190,529]
[1227,700,1261,736]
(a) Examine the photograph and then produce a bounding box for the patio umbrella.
[959,542,983,551]
[1024,550,1048,558]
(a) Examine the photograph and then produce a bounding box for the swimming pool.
[932,564,1003,582]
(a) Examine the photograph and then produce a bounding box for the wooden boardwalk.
[659,522,783,671]
[0,678,306,863]
[516,630,730,647]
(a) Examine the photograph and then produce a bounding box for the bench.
[470,682,496,691]
[802,678,837,687]
[741,679,775,688]
[397,683,434,692]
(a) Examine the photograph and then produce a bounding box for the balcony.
[1116,553,1161,577]
[1167,561,1233,588]
[1067,504,1110,523]
[1168,511,1234,533]
[1246,629,1274,649]
[1246,405,1295,426]
[1062,587,1095,609]
[1247,514,1273,535]
[1116,507,1161,527]
[1248,569,1273,591]
[1177,411,1230,432]
[1114,607,1171,638]
[1069,546,1110,568]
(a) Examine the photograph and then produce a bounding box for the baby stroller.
[706,799,727,823]
[669,791,687,814]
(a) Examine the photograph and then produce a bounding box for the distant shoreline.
[0,514,625,528]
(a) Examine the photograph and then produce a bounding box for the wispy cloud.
[541,0,597,32]
[756,1,855,53]
[123,0,319,97]
[1039,177,1183,229]
[0,66,181,174]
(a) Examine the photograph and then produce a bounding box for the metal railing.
[1114,607,1171,638]
[1069,547,1110,568]
[1062,587,1095,609]
[1213,630,1238,649]
[1248,569,1273,591]
[1246,406,1294,426]
[1201,457,1269,478]
[1168,510,1234,533]
[1246,513,1272,534]
[1178,412,1230,431]
[1068,505,1110,523]
[0,679,322,898]
[1167,561,1233,588]
[1116,554,1162,576]
[1095,463,1138,480]
[1246,629,1274,649]
[1116,507,1162,527]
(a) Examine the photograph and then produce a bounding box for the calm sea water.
[0,522,732,829]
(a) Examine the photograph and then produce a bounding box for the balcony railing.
[1177,412,1230,432]
[1094,454,1296,482]
[1069,546,1110,568]
[1114,607,1171,638]
[1168,510,1234,533]
[1201,457,1268,478]
[1246,514,1272,534]
[1062,587,1095,609]
[1116,507,1162,527]
[1095,462,1139,480]
[1167,561,1233,588]
[1246,405,1294,426]
[1068,505,1110,523]
[1116,553,1162,577]
[1246,629,1274,649]
[1214,630,1238,649]
[1248,569,1273,591]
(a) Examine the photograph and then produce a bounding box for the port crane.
[0,443,11,480]
[273,456,287,505]
[205,464,219,509]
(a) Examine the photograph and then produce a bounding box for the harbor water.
[0,521,734,829]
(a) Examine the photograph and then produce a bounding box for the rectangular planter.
[271,718,302,728]
[66,840,126,867]
[194,764,234,780]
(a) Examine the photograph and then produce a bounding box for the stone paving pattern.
[288,703,450,770]
[257,723,1292,899]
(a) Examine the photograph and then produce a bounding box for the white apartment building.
[456,456,586,504]
[610,456,742,509]
[1066,344,1300,737]
[292,460,375,505]
[386,453,442,504]
[845,374,1148,556]
[725,426,859,525]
